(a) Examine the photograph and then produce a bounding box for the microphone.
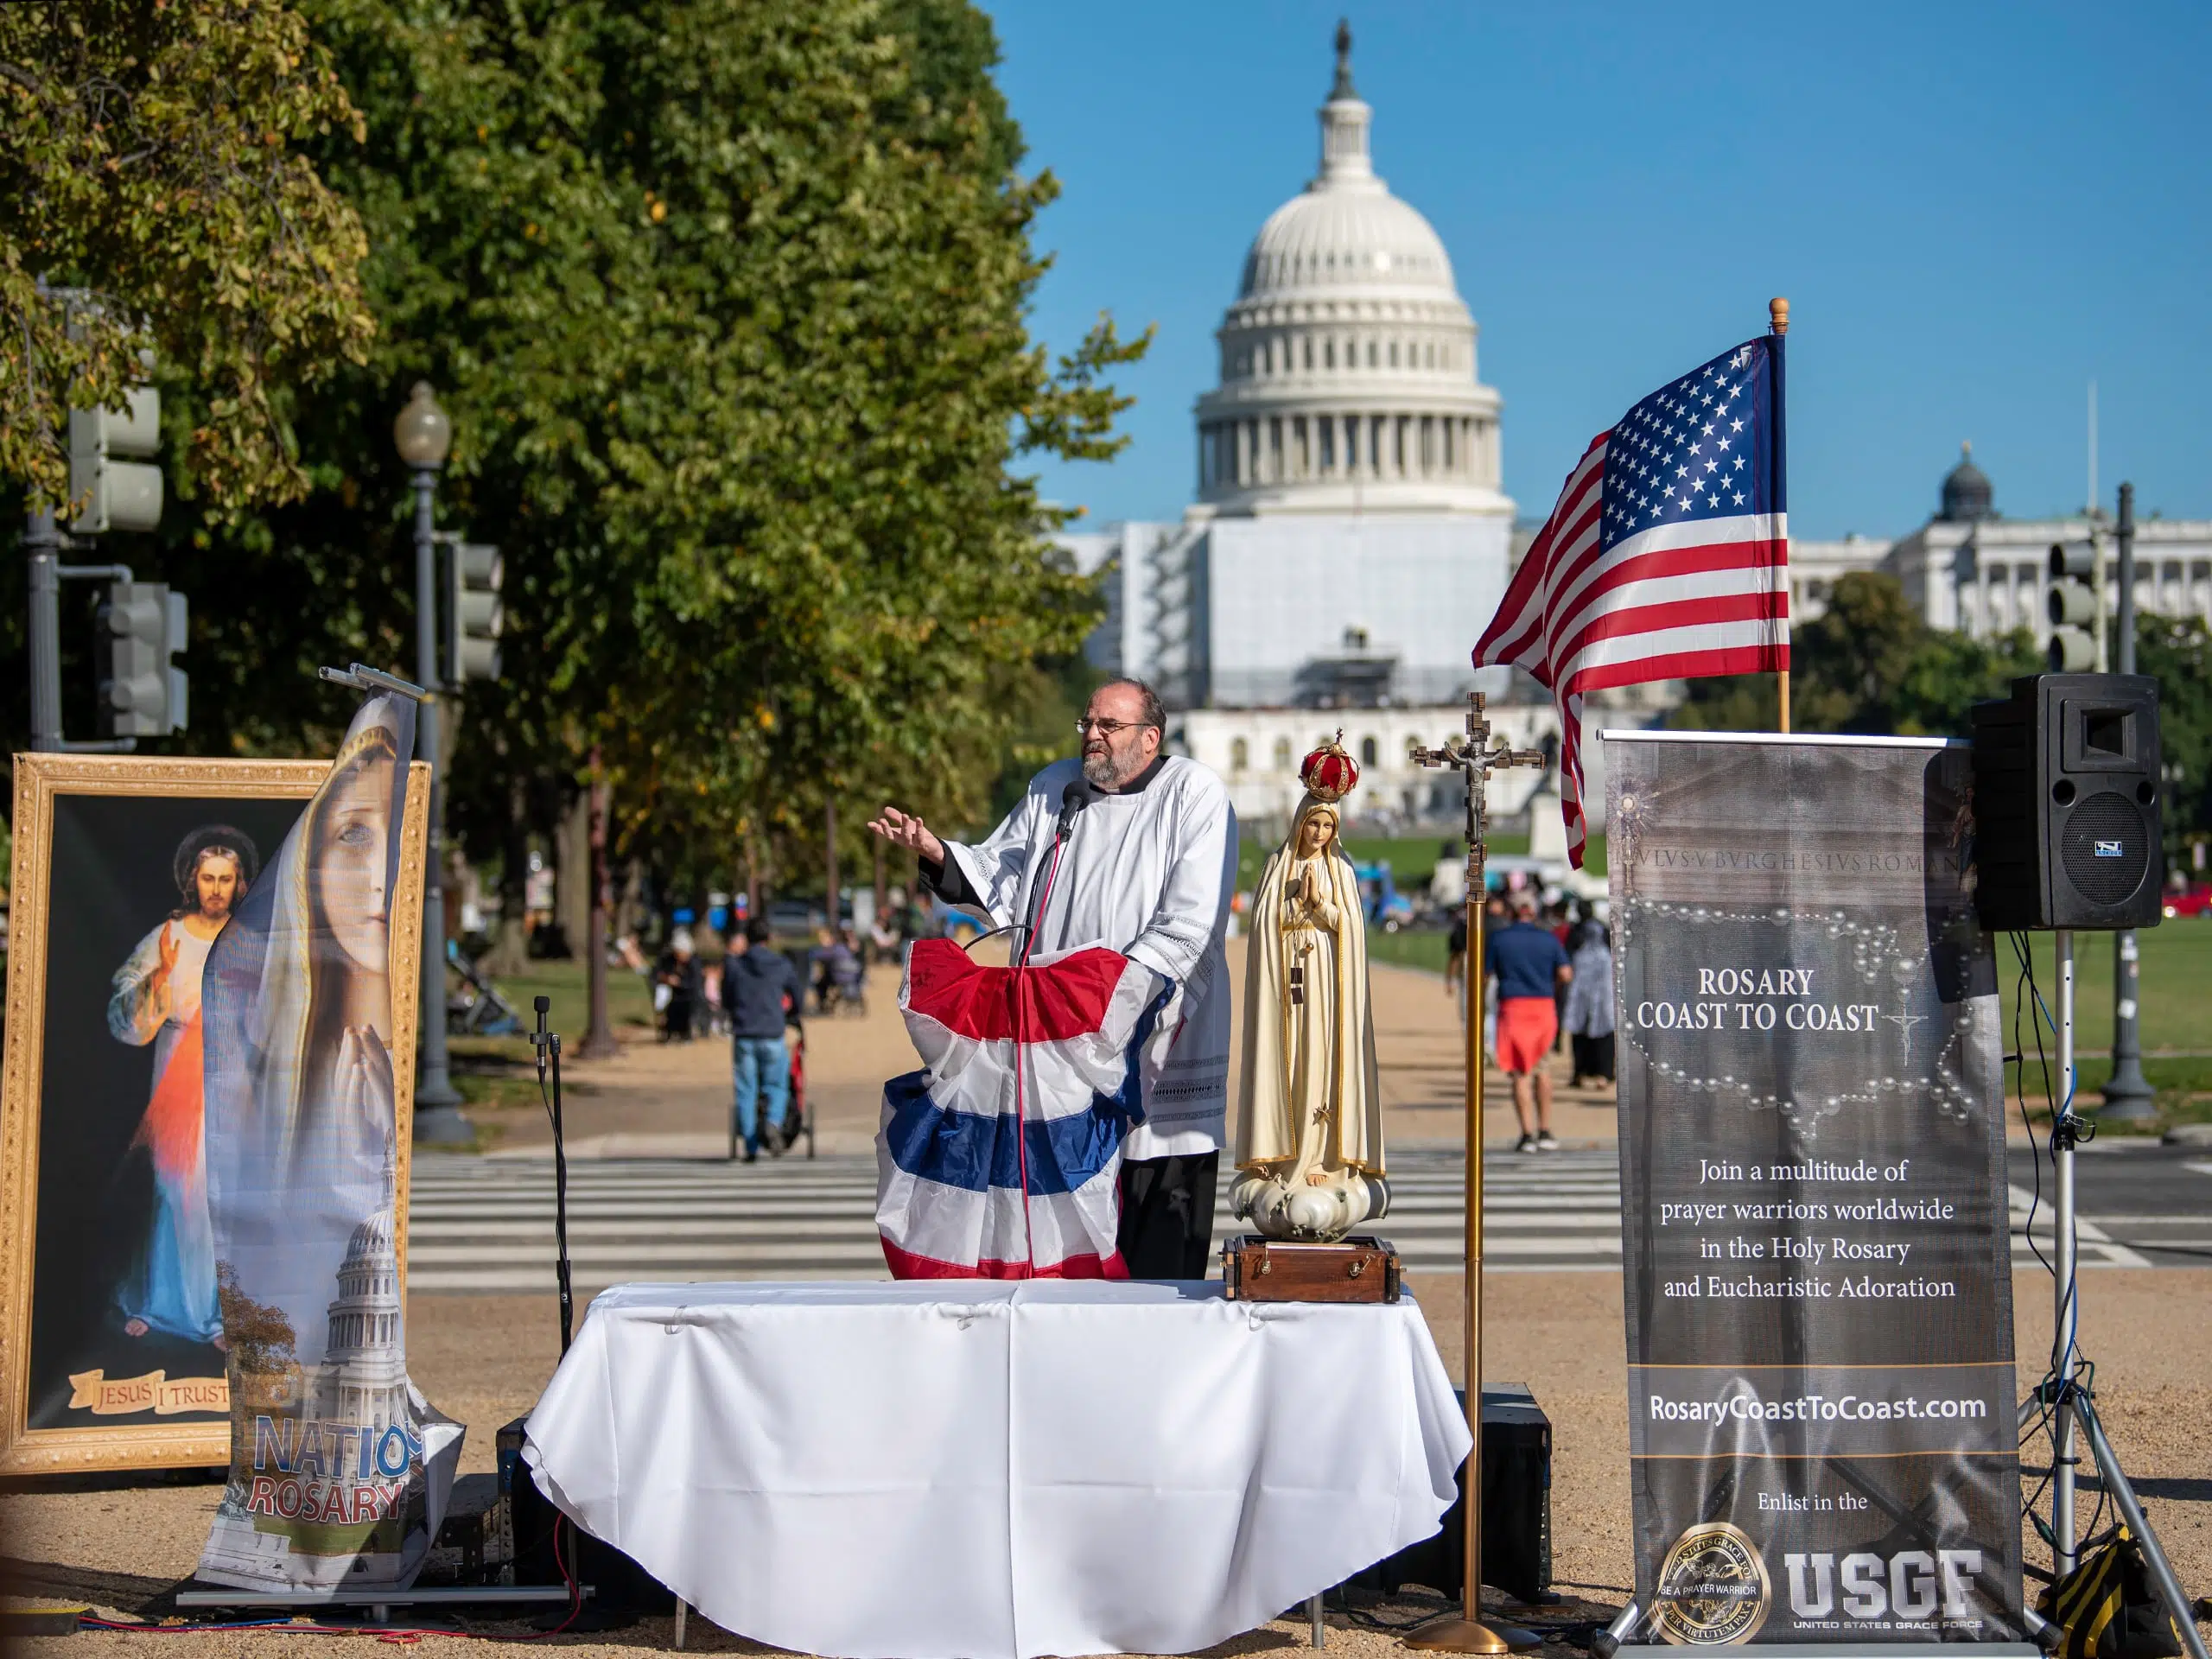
[1056,777,1091,841]
[1020,779,1092,967]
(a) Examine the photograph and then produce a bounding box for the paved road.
[403,1147,1624,1291]
[404,1143,2209,1292]
[2009,1142,2212,1268]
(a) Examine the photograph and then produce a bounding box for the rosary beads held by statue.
[1232,735,1388,1243]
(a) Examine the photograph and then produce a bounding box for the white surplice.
[938,755,1236,1158]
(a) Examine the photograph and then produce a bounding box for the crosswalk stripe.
[404,1148,1631,1287]
[406,1148,2161,1289]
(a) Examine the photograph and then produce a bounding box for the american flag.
[1475,334,1789,866]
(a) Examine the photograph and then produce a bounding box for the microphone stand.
[1016,780,1090,966]
[533,995,574,1355]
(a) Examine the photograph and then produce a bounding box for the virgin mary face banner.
[195,694,461,1591]
[1605,733,2022,1648]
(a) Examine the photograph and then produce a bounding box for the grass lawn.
[448,956,658,1109]
[1369,930,1452,975]
[1995,921,2212,1133]
[1994,923,2212,1057]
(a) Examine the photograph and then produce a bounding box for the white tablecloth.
[524,1280,1470,1659]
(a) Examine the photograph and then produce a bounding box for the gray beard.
[1081,749,1119,788]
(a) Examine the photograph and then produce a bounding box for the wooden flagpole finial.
[1769,296,1789,337]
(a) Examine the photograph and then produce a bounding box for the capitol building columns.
[1198,403,1499,493]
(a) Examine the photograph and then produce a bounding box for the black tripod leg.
[2075,1391,2211,1659]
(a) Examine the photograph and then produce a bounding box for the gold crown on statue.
[1300,731,1359,804]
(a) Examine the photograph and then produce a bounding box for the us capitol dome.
[1057,24,1568,838]
[1193,22,1509,518]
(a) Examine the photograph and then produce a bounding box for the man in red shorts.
[1484,890,1573,1152]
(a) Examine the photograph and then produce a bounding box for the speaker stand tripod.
[2027,931,2207,1659]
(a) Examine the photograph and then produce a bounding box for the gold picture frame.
[0,754,431,1475]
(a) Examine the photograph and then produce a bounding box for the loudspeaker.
[1347,1383,1552,1605]
[1972,674,2163,931]
[500,1415,675,1612]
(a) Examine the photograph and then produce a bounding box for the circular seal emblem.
[1650,1522,1770,1645]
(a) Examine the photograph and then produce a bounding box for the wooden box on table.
[1219,1235,1402,1303]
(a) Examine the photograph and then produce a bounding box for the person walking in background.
[1563,916,1616,1088]
[1485,890,1571,1153]
[1443,906,1469,1026]
[868,906,901,964]
[831,925,868,1008]
[1549,900,1577,1053]
[810,924,864,1014]
[1481,887,1508,1061]
[655,929,703,1042]
[721,917,801,1161]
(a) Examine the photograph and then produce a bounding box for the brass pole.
[1408,693,1542,1655]
[1463,863,1491,1626]
[1769,296,1792,739]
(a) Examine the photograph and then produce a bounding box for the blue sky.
[988,2,2211,538]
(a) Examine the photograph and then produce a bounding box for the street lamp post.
[395,383,472,1145]
[2102,480,2155,1121]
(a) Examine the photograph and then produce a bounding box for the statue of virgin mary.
[1231,739,1386,1241]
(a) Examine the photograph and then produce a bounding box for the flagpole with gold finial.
[1770,296,1792,734]
[1407,696,1545,1655]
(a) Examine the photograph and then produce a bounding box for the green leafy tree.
[543,0,1141,898]
[1673,572,2039,737]
[5,1,1142,948]
[0,0,373,516]
[2135,613,2212,860]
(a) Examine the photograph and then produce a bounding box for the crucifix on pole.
[1406,690,1546,1655]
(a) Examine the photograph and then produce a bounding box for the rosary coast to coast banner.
[1605,733,2022,1648]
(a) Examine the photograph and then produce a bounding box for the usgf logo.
[1652,1522,1770,1645]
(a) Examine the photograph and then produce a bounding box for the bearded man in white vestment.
[868,677,1236,1278]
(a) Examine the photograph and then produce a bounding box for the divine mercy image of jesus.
[105,825,261,1346]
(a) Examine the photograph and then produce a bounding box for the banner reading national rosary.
[1606,734,2022,1648]
[196,695,461,1592]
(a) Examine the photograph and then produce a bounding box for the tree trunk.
[582,746,618,1058]
[480,772,532,976]
[555,784,591,959]
[825,799,838,927]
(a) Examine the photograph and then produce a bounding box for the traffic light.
[97,582,188,736]
[68,387,163,534]
[2047,540,2099,672]
[448,542,503,681]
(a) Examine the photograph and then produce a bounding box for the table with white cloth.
[524,1280,1471,1659]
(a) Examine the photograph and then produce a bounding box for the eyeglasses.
[1074,717,1148,737]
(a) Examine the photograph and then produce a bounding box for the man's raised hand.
[866,806,945,868]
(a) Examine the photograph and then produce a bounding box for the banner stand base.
[1618,1647,2044,1658]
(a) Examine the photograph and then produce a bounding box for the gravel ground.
[9,1267,2205,1657]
